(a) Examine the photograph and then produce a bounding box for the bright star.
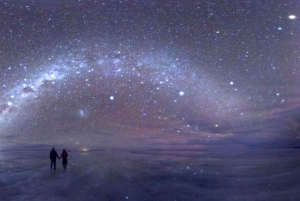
[179,91,185,96]
[289,15,296,20]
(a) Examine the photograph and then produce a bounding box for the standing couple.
[50,147,68,170]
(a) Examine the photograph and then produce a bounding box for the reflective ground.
[0,145,299,201]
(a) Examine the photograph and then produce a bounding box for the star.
[289,15,296,20]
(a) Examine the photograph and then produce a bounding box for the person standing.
[60,149,68,170]
[49,147,59,170]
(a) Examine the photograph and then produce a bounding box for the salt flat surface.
[0,147,299,201]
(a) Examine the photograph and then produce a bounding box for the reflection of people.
[60,149,68,170]
[49,147,59,170]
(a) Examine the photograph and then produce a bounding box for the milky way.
[1,1,300,148]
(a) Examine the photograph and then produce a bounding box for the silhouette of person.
[60,149,68,170]
[49,147,59,170]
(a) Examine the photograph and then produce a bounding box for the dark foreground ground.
[0,145,299,201]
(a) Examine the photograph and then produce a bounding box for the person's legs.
[63,158,67,169]
[53,159,56,170]
[50,160,54,169]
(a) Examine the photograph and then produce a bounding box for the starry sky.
[0,0,300,149]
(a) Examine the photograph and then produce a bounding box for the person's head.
[52,147,55,150]
[63,149,66,152]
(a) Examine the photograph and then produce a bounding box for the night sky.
[1,0,300,149]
